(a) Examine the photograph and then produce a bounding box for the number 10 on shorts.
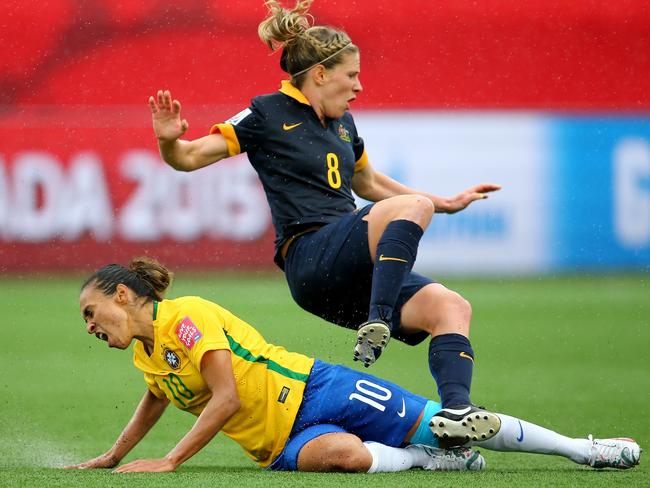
[349,379,392,412]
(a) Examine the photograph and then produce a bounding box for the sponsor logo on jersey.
[163,348,181,370]
[176,316,203,350]
[277,386,291,404]
[338,123,351,142]
[225,108,252,125]
[282,122,303,131]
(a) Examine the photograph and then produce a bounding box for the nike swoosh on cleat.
[441,406,472,416]
[379,254,408,263]
[516,420,524,442]
[397,398,406,418]
[282,122,303,131]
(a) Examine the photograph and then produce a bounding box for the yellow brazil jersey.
[132,296,315,467]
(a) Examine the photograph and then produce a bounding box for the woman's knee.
[401,285,473,336]
[445,289,472,324]
[371,195,434,227]
[297,433,372,472]
[428,290,471,334]
[327,445,372,472]
[394,195,434,226]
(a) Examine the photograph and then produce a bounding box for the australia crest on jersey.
[337,123,351,142]
[163,348,181,370]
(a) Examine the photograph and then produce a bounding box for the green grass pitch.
[1,272,648,487]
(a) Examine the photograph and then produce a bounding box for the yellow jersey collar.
[279,80,311,106]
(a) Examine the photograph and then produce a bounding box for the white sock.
[363,442,428,473]
[474,413,590,464]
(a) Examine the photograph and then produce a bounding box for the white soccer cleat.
[407,444,486,471]
[429,405,501,445]
[587,435,641,469]
[353,320,390,367]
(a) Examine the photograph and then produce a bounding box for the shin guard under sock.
[428,334,474,407]
[368,220,423,327]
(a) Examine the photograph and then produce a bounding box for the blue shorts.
[284,204,433,346]
[268,359,440,471]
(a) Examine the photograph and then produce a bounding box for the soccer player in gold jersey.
[67,258,641,473]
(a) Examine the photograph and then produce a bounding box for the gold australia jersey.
[132,296,315,467]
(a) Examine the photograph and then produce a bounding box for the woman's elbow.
[163,158,196,172]
[353,183,372,201]
[226,393,241,416]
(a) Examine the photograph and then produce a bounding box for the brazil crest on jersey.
[210,81,369,265]
[132,296,315,467]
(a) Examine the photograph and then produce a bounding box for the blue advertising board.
[550,116,650,271]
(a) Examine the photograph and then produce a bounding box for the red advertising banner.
[3,0,650,110]
[2,0,649,270]
[0,108,275,271]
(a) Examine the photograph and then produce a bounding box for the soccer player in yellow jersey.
[67,258,641,473]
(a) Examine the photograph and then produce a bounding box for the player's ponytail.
[128,257,173,301]
[258,0,313,50]
[81,257,173,301]
[258,0,358,87]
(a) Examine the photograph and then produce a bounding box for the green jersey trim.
[153,301,159,321]
[225,331,309,382]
